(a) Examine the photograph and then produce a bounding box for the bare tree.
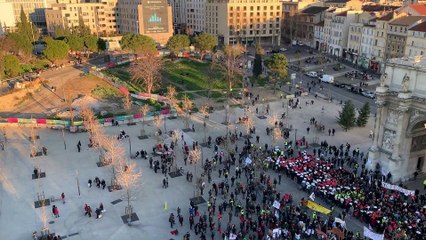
[154,115,162,144]
[223,44,244,93]
[199,104,209,143]
[242,116,254,139]
[268,114,280,146]
[139,105,150,137]
[63,87,76,127]
[166,85,178,108]
[189,148,202,197]
[100,135,125,189]
[115,159,141,225]
[129,56,163,96]
[182,95,193,129]
[171,129,181,171]
[123,94,132,111]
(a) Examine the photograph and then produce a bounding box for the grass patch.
[163,59,227,91]
[91,85,120,99]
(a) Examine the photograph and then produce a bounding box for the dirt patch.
[0,74,121,118]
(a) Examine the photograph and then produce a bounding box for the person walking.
[169,213,175,228]
[61,192,65,204]
[88,179,92,188]
[77,141,81,152]
[53,205,59,218]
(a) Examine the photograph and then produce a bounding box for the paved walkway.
[0,91,422,240]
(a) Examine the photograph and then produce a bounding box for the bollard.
[164,201,168,210]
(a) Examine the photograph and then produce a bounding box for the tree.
[265,53,289,92]
[357,102,370,127]
[65,34,84,52]
[0,54,4,80]
[129,56,163,95]
[166,34,190,55]
[3,55,20,78]
[8,32,33,56]
[97,38,107,51]
[181,94,193,129]
[16,6,39,43]
[100,135,125,188]
[253,42,263,77]
[43,37,69,63]
[83,35,99,53]
[116,160,141,225]
[193,32,218,60]
[337,100,356,131]
[121,33,157,55]
[223,44,244,93]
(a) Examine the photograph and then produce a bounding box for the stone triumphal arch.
[368,57,426,182]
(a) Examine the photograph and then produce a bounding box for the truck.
[319,74,334,83]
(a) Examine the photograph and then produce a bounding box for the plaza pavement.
[0,93,388,240]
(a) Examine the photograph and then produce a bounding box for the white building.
[328,9,360,57]
[405,21,426,57]
[314,21,325,50]
[186,0,205,34]
[360,22,376,68]
[170,0,187,33]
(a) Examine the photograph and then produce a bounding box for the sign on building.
[142,0,169,34]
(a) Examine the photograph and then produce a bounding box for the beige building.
[386,15,425,59]
[117,0,173,45]
[298,6,329,47]
[45,0,119,37]
[371,11,394,73]
[0,0,15,34]
[405,21,426,57]
[205,0,282,46]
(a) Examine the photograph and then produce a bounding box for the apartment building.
[346,12,377,66]
[186,0,205,34]
[298,6,328,47]
[320,8,336,53]
[328,9,360,57]
[405,21,426,56]
[169,0,187,33]
[45,0,118,37]
[0,0,15,34]
[371,11,394,72]
[1,0,57,30]
[386,15,425,59]
[313,21,324,50]
[205,0,282,46]
[281,0,317,41]
[117,0,173,45]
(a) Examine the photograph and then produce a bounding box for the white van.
[319,74,334,83]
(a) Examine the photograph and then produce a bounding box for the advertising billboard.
[142,0,169,34]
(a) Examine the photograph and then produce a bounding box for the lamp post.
[128,137,132,157]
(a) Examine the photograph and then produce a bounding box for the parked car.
[279,48,288,52]
[362,90,376,99]
[305,71,317,78]
[333,64,346,71]
[333,82,347,88]
[289,65,300,71]
[319,74,334,83]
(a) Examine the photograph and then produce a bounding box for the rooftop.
[389,16,425,26]
[376,11,394,21]
[335,11,348,17]
[409,21,426,32]
[409,4,426,16]
[301,6,329,15]
[362,5,399,12]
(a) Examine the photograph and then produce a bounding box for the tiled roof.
[409,21,426,32]
[301,6,329,15]
[362,5,400,12]
[389,16,425,26]
[410,4,426,16]
[376,11,394,21]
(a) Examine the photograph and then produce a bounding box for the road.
[288,68,377,113]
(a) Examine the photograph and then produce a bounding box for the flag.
[334,217,346,228]
[305,200,331,214]
[363,226,384,240]
[309,192,316,201]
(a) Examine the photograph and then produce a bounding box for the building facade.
[298,6,328,47]
[386,16,425,59]
[117,0,173,45]
[186,0,205,34]
[369,57,426,182]
[0,0,15,34]
[45,0,118,37]
[328,10,359,57]
[205,0,282,46]
[371,11,394,73]
[169,0,187,33]
[405,21,426,57]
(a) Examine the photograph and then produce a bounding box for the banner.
[334,217,346,228]
[382,182,415,196]
[305,200,331,214]
[272,200,280,209]
[309,192,316,201]
[363,226,384,240]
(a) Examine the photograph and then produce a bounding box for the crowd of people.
[160,119,424,239]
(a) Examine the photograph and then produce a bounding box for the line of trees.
[0,8,107,79]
